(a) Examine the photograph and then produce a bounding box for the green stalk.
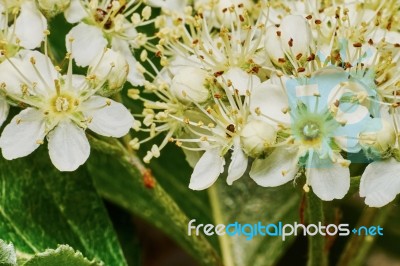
[208,185,235,266]
[338,205,392,266]
[88,136,222,266]
[306,192,328,266]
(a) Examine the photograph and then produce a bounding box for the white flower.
[0,0,47,50]
[65,0,146,85]
[250,68,372,201]
[189,137,248,190]
[0,50,134,171]
[359,108,400,207]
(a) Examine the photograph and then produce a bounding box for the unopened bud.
[37,0,71,18]
[359,118,396,157]
[89,49,129,97]
[170,67,210,103]
[241,119,277,157]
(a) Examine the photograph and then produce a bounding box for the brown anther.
[353,42,362,48]
[278,58,286,63]
[213,71,224,77]
[237,3,244,8]
[315,19,322,25]
[344,62,352,69]
[226,124,235,137]
[394,43,400,48]
[368,39,374,45]
[297,67,306,73]
[239,15,244,22]
[305,15,312,20]
[307,53,315,61]
[288,38,293,47]
[251,66,260,73]
[334,100,340,107]
[155,51,162,57]
[276,31,281,37]
[214,93,222,99]
[296,53,303,60]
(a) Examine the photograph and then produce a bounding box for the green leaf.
[86,147,221,266]
[23,245,99,266]
[211,176,302,266]
[0,240,17,266]
[0,149,127,265]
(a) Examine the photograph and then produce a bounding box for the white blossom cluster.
[0,0,399,207]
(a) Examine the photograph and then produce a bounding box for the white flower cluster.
[0,0,399,207]
[130,0,400,207]
[0,0,134,171]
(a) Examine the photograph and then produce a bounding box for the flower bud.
[359,118,396,157]
[89,49,129,97]
[170,67,209,103]
[36,0,71,18]
[240,119,277,157]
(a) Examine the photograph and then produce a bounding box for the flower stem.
[338,205,392,266]
[208,185,235,266]
[306,192,328,266]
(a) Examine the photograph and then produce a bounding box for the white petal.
[222,67,261,95]
[81,96,134,137]
[264,25,285,64]
[280,15,311,57]
[64,0,87,23]
[0,2,6,30]
[67,23,107,67]
[227,140,248,185]
[0,98,9,127]
[308,154,350,201]
[189,148,225,190]
[0,50,58,96]
[360,158,400,207]
[250,79,291,127]
[111,38,144,86]
[47,120,90,171]
[250,147,299,187]
[15,2,47,49]
[0,108,46,160]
